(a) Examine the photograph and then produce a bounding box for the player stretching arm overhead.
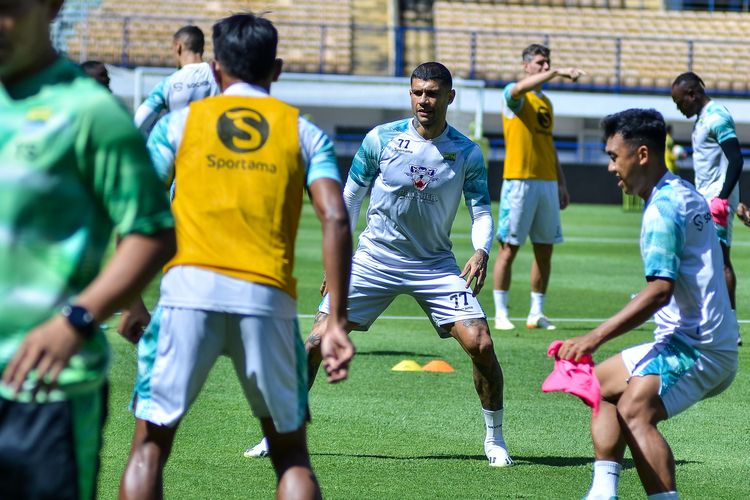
[492,44,584,332]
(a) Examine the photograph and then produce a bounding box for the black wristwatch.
[61,304,98,340]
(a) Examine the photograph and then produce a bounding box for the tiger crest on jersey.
[406,164,437,191]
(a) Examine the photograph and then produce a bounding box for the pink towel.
[542,340,601,416]
[709,197,730,227]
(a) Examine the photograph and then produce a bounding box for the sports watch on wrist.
[61,304,98,340]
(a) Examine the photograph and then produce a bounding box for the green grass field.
[98,202,750,499]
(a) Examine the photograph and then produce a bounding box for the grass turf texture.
[98,202,750,499]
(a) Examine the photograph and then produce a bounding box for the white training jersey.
[346,118,493,270]
[691,100,739,206]
[641,172,738,352]
[133,62,220,134]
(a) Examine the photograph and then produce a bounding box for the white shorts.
[319,252,486,338]
[496,179,563,246]
[621,336,737,418]
[132,306,308,432]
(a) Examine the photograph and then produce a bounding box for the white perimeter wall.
[112,65,750,164]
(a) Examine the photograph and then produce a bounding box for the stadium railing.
[53,11,750,96]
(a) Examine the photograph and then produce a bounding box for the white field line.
[297,313,750,324]
[450,233,750,247]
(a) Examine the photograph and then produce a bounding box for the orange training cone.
[391,360,423,372]
[422,360,455,373]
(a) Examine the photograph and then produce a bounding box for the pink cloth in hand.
[542,340,601,416]
[709,197,730,227]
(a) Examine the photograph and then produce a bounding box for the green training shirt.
[0,58,174,402]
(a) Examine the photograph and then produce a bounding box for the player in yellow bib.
[492,44,584,331]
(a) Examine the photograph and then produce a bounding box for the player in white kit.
[672,72,743,346]
[559,109,738,500]
[133,25,220,135]
[245,62,512,467]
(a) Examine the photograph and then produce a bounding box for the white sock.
[647,493,678,500]
[482,408,506,449]
[530,292,545,317]
[587,460,622,498]
[493,290,509,318]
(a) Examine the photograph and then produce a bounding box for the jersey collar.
[224,82,270,98]
[408,118,450,142]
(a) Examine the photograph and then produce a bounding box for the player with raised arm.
[492,44,584,331]
[245,61,512,468]
[559,109,738,500]
[0,1,175,498]
[133,25,219,134]
[119,13,353,500]
[672,72,743,346]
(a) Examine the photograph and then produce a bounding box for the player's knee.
[129,439,167,473]
[615,397,657,430]
[464,328,495,360]
[498,246,517,265]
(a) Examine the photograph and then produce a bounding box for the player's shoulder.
[649,174,700,218]
[64,70,133,127]
[374,118,410,135]
[445,125,482,153]
[365,118,410,144]
[704,101,735,126]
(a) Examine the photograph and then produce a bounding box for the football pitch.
[98,201,750,499]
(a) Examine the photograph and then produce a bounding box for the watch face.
[63,305,96,337]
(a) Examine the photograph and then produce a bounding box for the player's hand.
[118,298,150,344]
[460,249,489,296]
[556,67,586,82]
[556,333,600,362]
[319,274,328,296]
[320,323,354,383]
[2,314,84,396]
[558,183,570,210]
[709,197,730,228]
[736,202,750,227]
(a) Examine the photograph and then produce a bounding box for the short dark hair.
[672,71,705,92]
[174,25,205,54]
[212,14,277,83]
[80,60,104,71]
[522,44,550,62]
[410,62,452,89]
[600,109,666,157]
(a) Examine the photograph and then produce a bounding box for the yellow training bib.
[166,95,303,297]
[502,91,557,180]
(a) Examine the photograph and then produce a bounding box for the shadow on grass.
[312,453,698,468]
[355,350,437,357]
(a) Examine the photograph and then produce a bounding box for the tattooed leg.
[452,318,504,410]
[304,312,328,389]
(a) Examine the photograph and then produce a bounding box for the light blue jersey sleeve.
[461,140,493,253]
[348,127,385,187]
[463,144,491,208]
[503,82,524,115]
[642,191,684,280]
[134,78,169,130]
[146,107,189,187]
[707,105,737,145]
[299,116,340,186]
